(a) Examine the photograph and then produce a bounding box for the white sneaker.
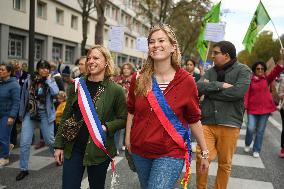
[244,146,250,153]
[253,152,260,158]
[0,158,9,166]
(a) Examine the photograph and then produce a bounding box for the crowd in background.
[0,37,284,189]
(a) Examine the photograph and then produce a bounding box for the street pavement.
[0,112,283,189]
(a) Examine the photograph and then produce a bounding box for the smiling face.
[148,30,176,62]
[86,48,107,76]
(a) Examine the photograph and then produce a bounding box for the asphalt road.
[0,112,283,189]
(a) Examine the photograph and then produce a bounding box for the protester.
[184,59,201,153]
[125,24,209,189]
[244,59,284,158]
[13,61,29,87]
[55,91,67,136]
[49,61,65,91]
[277,64,284,158]
[196,41,251,189]
[54,45,127,189]
[10,61,29,147]
[113,62,135,152]
[61,66,72,91]
[78,56,87,77]
[16,60,59,181]
[185,58,201,82]
[71,59,81,79]
[0,63,20,167]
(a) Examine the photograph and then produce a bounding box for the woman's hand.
[7,117,14,126]
[125,134,131,153]
[54,149,64,166]
[199,158,209,174]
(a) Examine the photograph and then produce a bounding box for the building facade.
[0,0,150,68]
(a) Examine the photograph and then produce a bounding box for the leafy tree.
[168,0,210,59]
[139,0,173,25]
[237,50,251,65]
[237,31,283,67]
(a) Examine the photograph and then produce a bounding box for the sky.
[211,0,284,52]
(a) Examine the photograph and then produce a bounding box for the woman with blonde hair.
[54,45,127,189]
[125,24,209,189]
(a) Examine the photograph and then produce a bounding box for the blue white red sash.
[146,76,192,188]
[76,78,114,171]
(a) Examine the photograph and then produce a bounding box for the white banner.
[108,26,124,53]
[204,23,226,42]
[136,37,148,52]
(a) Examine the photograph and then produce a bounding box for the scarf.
[213,58,237,82]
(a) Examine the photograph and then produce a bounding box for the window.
[13,0,26,11]
[56,8,64,25]
[71,15,78,29]
[52,43,62,61]
[34,39,43,60]
[105,4,110,18]
[125,37,129,47]
[37,1,47,19]
[65,46,75,64]
[130,39,134,49]
[8,34,24,59]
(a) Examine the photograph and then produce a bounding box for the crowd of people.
[0,23,284,189]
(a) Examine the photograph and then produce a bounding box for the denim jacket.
[19,75,59,123]
[0,77,20,118]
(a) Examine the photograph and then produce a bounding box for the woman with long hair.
[125,24,209,189]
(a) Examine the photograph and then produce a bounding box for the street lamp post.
[28,0,35,74]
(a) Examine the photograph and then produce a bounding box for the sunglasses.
[211,51,222,56]
[256,67,264,71]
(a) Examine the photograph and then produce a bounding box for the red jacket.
[128,68,201,158]
[245,64,284,115]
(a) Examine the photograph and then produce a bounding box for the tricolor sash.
[76,78,114,171]
[147,76,192,189]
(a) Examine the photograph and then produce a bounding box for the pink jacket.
[245,64,284,114]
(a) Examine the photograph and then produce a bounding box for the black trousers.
[62,146,111,189]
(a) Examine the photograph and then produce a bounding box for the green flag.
[196,1,221,61]
[242,1,271,53]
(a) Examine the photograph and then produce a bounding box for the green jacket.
[197,62,251,128]
[54,77,127,166]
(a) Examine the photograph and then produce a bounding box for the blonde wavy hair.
[135,24,181,96]
[85,45,114,78]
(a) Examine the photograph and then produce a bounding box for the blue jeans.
[0,116,13,158]
[63,147,111,189]
[245,113,270,153]
[131,153,184,189]
[19,111,54,170]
